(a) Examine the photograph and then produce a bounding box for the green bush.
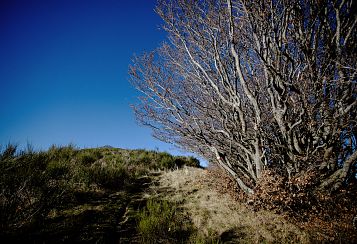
[70,164,92,186]
[77,150,102,165]
[89,163,130,189]
[157,152,176,169]
[184,157,201,168]
[137,199,193,243]
[48,144,77,161]
[0,145,63,230]
[129,149,152,165]
[155,153,201,169]
[137,199,176,243]
[189,235,222,244]
[46,160,69,179]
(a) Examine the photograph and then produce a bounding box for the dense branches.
[130,0,357,194]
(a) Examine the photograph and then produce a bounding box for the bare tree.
[130,0,357,194]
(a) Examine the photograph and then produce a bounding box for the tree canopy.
[130,0,357,195]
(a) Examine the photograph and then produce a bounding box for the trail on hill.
[145,167,310,243]
[2,165,310,243]
[0,146,202,244]
[76,166,310,243]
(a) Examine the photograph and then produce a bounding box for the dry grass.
[149,167,310,243]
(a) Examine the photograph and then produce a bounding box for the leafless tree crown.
[130,0,357,194]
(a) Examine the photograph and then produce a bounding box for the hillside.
[0,145,200,243]
[0,145,352,243]
[145,167,310,243]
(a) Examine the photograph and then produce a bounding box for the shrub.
[0,144,17,160]
[77,150,102,165]
[247,169,357,242]
[174,156,201,168]
[0,145,63,230]
[137,199,192,243]
[157,152,176,169]
[48,144,77,161]
[89,163,130,190]
[46,160,70,179]
[186,157,201,168]
[69,164,92,186]
[137,150,152,164]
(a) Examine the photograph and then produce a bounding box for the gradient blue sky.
[0,0,197,158]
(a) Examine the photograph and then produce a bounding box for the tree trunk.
[318,150,357,192]
[211,146,254,194]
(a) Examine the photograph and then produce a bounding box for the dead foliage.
[206,165,357,243]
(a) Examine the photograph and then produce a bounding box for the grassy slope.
[0,145,199,243]
[1,145,313,243]
[148,167,310,243]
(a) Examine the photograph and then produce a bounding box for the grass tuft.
[137,199,194,243]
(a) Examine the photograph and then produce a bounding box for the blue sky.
[0,0,198,159]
